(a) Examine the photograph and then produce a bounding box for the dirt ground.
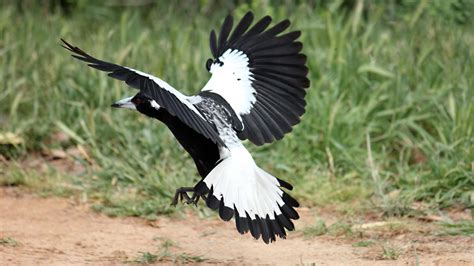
[0,187,473,265]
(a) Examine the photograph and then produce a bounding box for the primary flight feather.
[62,11,309,244]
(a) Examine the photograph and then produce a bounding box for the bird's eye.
[206,59,213,71]
[132,97,143,105]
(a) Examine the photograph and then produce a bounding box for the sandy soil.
[1,187,473,265]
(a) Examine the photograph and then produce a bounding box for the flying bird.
[62,11,309,244]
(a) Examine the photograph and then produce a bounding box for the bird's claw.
[171,187,202,206]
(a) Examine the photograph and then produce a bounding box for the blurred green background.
[0,0,473,220]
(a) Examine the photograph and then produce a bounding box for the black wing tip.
[209,29,218,58]
[60,38,75,52]
[223,14,234,25]
[261,15,272,21]
[60,38,69,46]
[243,11,255,21]
[217,15,235,57]
[60,38,82,54]
[280,19,291,28]
[60,38,94,63]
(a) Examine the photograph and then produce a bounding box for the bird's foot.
[171,187,203,206]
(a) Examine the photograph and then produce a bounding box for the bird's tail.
[194,145,299,243]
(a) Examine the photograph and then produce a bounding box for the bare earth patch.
[0,187,473,265]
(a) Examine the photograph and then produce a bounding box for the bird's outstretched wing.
[201,12,310,146]
[61,39,224,146]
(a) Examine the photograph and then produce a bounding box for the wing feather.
[201,12,309,145]
[227,12,254,45]
[209,30,218,58]
[217,15,233,55]
[61,39,224,146]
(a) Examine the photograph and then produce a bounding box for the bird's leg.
[171,187,197,206]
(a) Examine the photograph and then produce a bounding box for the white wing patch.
[201,49,256,117]
[126,67,205,119]
[150,100,161,110]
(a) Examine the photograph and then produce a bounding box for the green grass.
[133,252,158,264]
[1,1,473,218]
[440,220,474,236]
[352,240,375,247]
[302,219,354,238]
[132,238,206,264]
[302,219,328,238]
[381,243,402,260]
[0,237,20,247]
[0,162,79,196]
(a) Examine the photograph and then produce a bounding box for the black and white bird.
[62,11,309,244]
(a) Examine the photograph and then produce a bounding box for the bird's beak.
[111,96,136,110]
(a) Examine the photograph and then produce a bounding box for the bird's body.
[136,99,220,177]
[62,11,309,243]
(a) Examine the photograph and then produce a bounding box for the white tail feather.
[203,145,285,219]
